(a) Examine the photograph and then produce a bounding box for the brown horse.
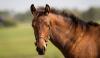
[30,4,100,58]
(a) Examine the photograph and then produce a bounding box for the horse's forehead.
[38,16,48,22]
[37,9,44,13]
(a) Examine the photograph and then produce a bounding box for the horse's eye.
[45,22,50,27]
[32,21,36,27]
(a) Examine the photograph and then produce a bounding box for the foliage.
[0,19,17,27]
[0,11,17,27]
[81,7,100,21]
[0,11,10,17]
[14,11,32,22]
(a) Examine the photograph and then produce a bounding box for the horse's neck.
[49,14,77,56]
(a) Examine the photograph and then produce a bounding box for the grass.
[0,23,63,58]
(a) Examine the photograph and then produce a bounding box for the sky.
[0,0,100,12]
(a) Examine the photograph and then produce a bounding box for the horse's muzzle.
[36,47,45,55]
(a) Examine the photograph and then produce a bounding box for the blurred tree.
[81,7,100,22]
[0,11,10,17]
[14,10,32,22]
[0,11,17,27]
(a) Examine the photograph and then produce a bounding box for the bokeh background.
[0,0,100,58]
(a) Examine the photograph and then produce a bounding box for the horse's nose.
[36,47,45,55]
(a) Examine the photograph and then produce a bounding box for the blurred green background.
[0,0,100,58]
[0,23,64,58]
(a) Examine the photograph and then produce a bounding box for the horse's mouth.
[36,47,45,55]
[38,51,45,55]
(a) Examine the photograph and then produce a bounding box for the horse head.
[31,4,50,55]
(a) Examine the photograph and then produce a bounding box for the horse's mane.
[50,8,99,26]
[37,7,99,27]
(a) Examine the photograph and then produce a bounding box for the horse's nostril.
[43,47,46,51]
[36,47,39,51]
[34,42,37,46]
[46,44,47,46]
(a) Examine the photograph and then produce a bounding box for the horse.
[30,4,100,58]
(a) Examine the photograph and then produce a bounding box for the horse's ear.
[30,4,36,14]
[45,4,50,14]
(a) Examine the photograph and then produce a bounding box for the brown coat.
[31,4,100,58]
